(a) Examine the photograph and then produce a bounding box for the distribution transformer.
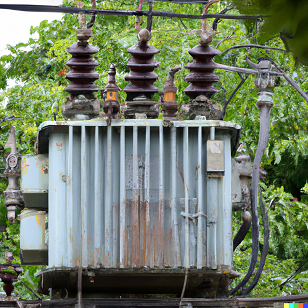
[20,119,243,298]
[10,8,258,299]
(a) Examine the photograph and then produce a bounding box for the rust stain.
[137,195,141,267]
[56,142,63,151]
[176,165,190,196]
[21,157,29,175]
[208,173,220,177]
[97,248,99,253]
[69,228,73,244]
[132,195,139,267]
[126,224,129,267]
[35,215,41,229]
[145,201,150,266]
[142,201,146,267]
[158,199,164,266]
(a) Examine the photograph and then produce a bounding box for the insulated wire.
[240,190,270,295]
[230,94,272,296]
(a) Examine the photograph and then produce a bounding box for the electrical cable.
[0,4,268,20]
[240,190,269,295]
[233,210,252,252]
[230,76,273,296]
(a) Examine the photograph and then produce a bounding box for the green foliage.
[1,0,308,299]
[233,184,308,296]
[229,0,308,66]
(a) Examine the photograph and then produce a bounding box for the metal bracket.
[207,218,216,227]
[180,211,207,220]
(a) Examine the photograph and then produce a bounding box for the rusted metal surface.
[124,29,160,118]
[27,119,239,296]
[62,28,100,119]
[3,126,24,224]
[103,64,121,121]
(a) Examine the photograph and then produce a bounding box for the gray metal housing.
[21,119,241,296]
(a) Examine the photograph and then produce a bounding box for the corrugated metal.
[43,119,238,269]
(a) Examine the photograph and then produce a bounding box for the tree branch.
[220,73,249,120]
[221,44,288,54]
[273,63,308,103]
[215,32,234,49]
[18,279,41,300]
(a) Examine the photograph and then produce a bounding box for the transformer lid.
[37,119,241,156]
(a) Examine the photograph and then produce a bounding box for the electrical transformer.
[20,118,242,297]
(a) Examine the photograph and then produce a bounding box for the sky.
[0,0,63,57]
[0,0,64,89]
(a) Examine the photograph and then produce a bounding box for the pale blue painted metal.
[21,154,48,209]
[22,119,240,271]
[20,209,46,250]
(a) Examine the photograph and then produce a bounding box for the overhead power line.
[0,4,268,20]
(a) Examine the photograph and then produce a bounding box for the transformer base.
[38,267,239,299]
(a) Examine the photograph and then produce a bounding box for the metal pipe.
[210,126,215,140]
[219,133,232,267]
[132,126,139,267]
[207,126,217,269]
[81,126,88,267]
[145,126,152,266]
[171,126,181,267]
[105,125,113,266]
[158,126,164,266]
[94,126,102,266]
[197,126,204,268]
[49,133,67,267]
[183,126,190,268]
[120,126,126,268]
[112,201,117,268]
[66,126,74,266]
[207,179,217,269]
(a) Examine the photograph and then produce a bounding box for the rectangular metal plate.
[207,140,224,174]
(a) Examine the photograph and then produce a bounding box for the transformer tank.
[20,118,241,298]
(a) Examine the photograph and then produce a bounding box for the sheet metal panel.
[45,120,236,270]
[48,133,67,267]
